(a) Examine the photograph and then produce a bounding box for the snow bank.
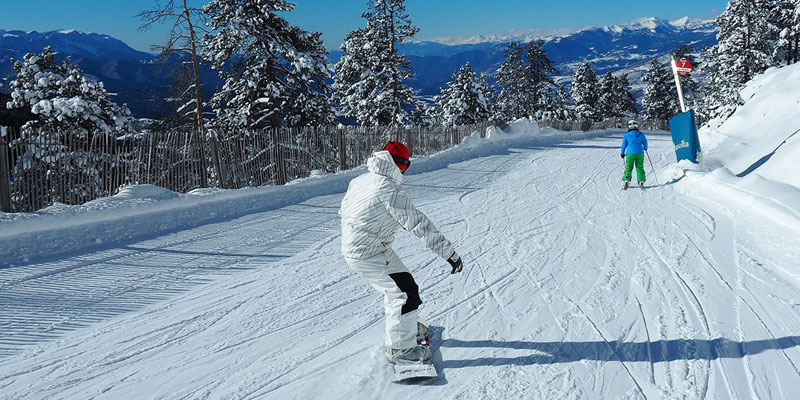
[699,63,800,188]
[0,120,599,267]
[679,63,800,222]
[485,117,541,140]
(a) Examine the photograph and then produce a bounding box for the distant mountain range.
[0,29,220,119]
[1,17,717,119]
[393,17,716,96]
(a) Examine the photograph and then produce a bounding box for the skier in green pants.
[620,120,648,190]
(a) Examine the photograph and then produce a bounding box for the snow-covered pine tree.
[699,45,744,123]
[595,72,616,119]
[495,42,529,120]
[478,74,495,121]
[571,61,599,121]
[6,47,135,209]
[432,62,493,126]
[551,82,575,120]
[524,40,558,117]
[611,74,639,118]
[712,0,779,85]
[773,0,800,64]
[494,40,557,121]
[332,0,420,126]
[641,57,679,122]
[699,0,778,122]
[203,0,333,130]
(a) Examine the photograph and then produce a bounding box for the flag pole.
[669,55,687,113]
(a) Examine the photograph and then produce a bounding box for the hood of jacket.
[628,129,643,138]
[367,150,403,184]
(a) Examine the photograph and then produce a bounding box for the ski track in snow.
[2,131,800,399]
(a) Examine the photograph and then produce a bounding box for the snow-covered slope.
[2,120,800,399]
[700,63,800,188]
[665,63,800,220]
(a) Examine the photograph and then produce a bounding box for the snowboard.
[391,357,437,381]
[389,321,438,382]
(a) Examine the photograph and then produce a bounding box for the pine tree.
[494,42,529,120]
[614,73,638,118]
[595,72,616,118]
[332,0,420,126]
[6,47,135,208]
[432,62,493,126]
[524,40,558,116]
[699,0,779,122]
[571,61,599,121]
[203,0,333,130]
[551,82,575,120]
[641,57,679,122]
[494,40,557,121]
[773,0,800,64]
[595,72,638,119]
[699,46,744,123]
[713,0,779,85]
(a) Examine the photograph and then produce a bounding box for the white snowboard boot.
[386,345,433,364]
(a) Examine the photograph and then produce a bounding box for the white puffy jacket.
[339,151,455,261]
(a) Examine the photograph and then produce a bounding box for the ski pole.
[645,150,659,186]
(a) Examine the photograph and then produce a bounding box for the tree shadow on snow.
[438,336,800,369]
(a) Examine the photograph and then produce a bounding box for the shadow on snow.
[438,336,800,369]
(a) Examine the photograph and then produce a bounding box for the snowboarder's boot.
[623,181,630,190]
[638,181,645,189]
[386,345,433,364]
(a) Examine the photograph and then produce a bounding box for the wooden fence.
[0,118,670,213]
[0,123,489,212]
[0,126,12,212]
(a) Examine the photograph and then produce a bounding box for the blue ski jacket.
[621,130,648,155]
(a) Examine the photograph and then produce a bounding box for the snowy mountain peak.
[670,16,691,28]
[587,16,715,36]
[0,29,152,61]
[627,17,674,31]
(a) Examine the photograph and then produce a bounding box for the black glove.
[448,251,463,274]
[620,154,625,159]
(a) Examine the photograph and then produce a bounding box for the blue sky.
[0,0,729,51]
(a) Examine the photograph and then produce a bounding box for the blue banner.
[669,110,701,163]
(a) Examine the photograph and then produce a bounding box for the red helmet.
[383,141,411,173]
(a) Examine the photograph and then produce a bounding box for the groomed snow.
[2,117,800,399]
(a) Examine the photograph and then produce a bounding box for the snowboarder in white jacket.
[339,141,463,364]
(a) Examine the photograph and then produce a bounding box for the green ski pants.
[623,153,646,182]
